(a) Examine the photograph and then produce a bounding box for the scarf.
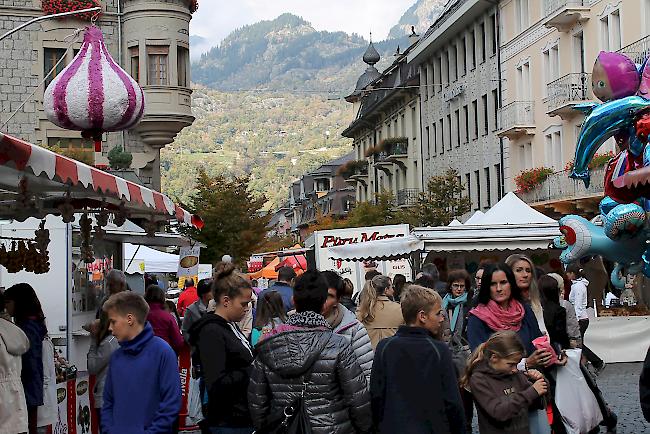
[442,292,468,332]
[469,299,525,332]
[286,311,331,329]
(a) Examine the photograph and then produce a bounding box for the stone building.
[342,37,423,207]
[407,0,503,213]
[499,0,650,218]
[0,0,196,189]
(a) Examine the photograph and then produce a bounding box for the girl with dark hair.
[189,262,254,434]
[250,291,286,346]
[461,331,547,434]
[87,310,119,429]
[392,274,407,302]
[466,264,551,369]
[357,275,404,349]
[145,285,184,355]
[538,275,571,350]
[4,283,47,434]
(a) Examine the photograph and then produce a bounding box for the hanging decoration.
[79,213,94,263]
[41,0,101,20]
[556,50,650,288]
[43,26,145,152]
[0,220,50,274]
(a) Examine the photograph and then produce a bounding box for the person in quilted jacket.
[322,270,373,381]
[248,269,372,434]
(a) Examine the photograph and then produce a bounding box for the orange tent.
[248,257,281,280]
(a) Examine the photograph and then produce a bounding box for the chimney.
[409,25,419,46]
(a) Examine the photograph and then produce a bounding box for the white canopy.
[327,235,424,262]
[464,210,485,225]
[448,219,463,226]
[123,243,180,274]
[413,192,560,252]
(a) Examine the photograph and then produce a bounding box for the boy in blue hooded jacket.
[101,292,181,434]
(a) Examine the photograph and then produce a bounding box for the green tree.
[410,168,472,226]
[107,145,133,170]
[345,192,403,227]
[182,169,270,264]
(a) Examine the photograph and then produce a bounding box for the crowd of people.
[0,258,649,434]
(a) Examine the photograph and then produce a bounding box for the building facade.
[342,38,424,207]
[408,0,503,213]
[498,0,649,217]
[0,0,195,189]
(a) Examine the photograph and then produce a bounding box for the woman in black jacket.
[248,269,372,434]
[189,262,254,434]
[538,275,571,350]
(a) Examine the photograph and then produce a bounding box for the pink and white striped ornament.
[44,26,145,152]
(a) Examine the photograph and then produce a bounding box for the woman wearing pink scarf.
[467,263,553,369]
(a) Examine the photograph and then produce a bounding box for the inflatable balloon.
[592,51,640,102]
[44,26,145,152]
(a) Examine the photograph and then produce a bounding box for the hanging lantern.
[44,26,145,152]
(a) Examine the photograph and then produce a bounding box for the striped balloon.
[44,26,145,150]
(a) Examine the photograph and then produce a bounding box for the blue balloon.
[570,96,650,187]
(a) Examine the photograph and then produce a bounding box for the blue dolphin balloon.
[570,96,650,187]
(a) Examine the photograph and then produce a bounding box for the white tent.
[464,210,485,225]
[413,192,559,252]
[327,235,424,262]
[123,243,180,274]
[448,219,463,226]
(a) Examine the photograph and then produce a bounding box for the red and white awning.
[0,132,202,228]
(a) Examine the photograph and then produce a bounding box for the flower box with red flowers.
[515,167,554,193]
[42,0,101,20]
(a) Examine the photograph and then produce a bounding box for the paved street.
[597,362,648,434]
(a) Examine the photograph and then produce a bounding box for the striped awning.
[0,132,202,228]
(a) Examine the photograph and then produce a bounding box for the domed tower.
[346,38,382,104]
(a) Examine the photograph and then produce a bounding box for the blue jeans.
[209,428,254,434]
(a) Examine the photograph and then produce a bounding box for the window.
[442,52,449,86]
[449,46,457,82]
[147,46,169,85]
[469,29,476,70]
[459,36,467,76]
[516,0,529,33]
[574,32,585,73]
[472,100,479,139]
[425,126,430,159]
[491,89,499,131]
[600,16,610,50]
[543,44,560,89]
[484,167,492,208]
[545,130,563,170]
[129,46,140,82]
[177,46,189,87]
[479,22,486,64]
[422,64,429,100]
[495,163,502,199]
[474,170,481,210]
[600,10,621,52]
[427,62,434,98]
[517,61,532,100]
[482,94,488,135]
[446,114,452,150]
[455,109,461,147]
[432,122,437,155]
[438,119,444,154]
[519,142,533,170]
[436,56,443,92]
[463,105,469,143]
[466,173,471,202]
[44,48,67,88]
[490,14,498,55]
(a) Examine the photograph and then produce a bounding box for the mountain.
[191,13,409,94]
[387,0,449,40]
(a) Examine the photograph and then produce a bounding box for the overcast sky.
[190,0,416,56]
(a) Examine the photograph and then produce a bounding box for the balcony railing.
[396,188,419,207]
[544,0,587,17]
[376,141,408,163]
[517,166,605,205]
[618,35,650,65]
[546,72,593,115]
[498,101,535,138]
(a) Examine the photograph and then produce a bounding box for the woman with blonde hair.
[357,274,404,349]
[505,254,546,334]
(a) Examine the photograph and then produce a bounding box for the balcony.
[517,166,605,218]
[497,101,535,139]
[543,0,590,32]
[134,86,195,148]
[618,35,650,65]
[396,188,419,207]
[375,141,409,169]
[545,73,594,119]
[346,164,369,186]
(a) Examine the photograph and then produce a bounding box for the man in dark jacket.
[258,266,296,312]
[248,269,372,434]
[370,285,466,434]
[101,292,181,433]
[641,346,650,422]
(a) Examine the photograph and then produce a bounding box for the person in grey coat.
[322,270,373,380]
[86,311,119,428]
[181,278,212,343]
[248,269,372,434]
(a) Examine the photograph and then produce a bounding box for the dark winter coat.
[641,346,650,422]
[468,360,541,434]
[189,312,253,428]
[370,326,466,434]
[248,314,372,434]
[18,319,47,407]
[467,304,542,355]
[101,323,181,434]
[146,302,184,355]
